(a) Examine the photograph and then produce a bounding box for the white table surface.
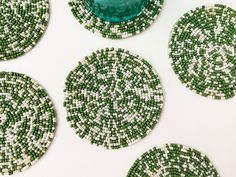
[1,0,236,176]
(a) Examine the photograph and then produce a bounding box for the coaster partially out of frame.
[0,0,49,61]
[169,4,236,99]
[127,144,219,177]
[68,0,164,39]
[0,72,56,175]
[64,48,164,149]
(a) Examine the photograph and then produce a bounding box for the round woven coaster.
[169,4,236,99]
[0,0,49,61]
[0,72,56,175]
[64,48,164,149]
[68,0,164,39]
[127,144,219,177]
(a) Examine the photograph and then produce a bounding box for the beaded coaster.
[169,4,236,99]
[0,0,49,61]
[64,48,164,149]
[68,0,164,39]
[0,72,56,175]
[127,144,219,177]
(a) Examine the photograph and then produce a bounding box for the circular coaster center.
[84,0,148,22]
[204,44,235,70]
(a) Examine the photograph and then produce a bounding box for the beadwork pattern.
[0,0,49,60]
[68,0,164,39]
[0,72,56,175]
[169,4,236,99]
[127,144,219,177]
[64,48,164,149]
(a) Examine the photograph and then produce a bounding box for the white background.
[1,0,236,176]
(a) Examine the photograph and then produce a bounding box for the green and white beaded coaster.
[68,0,164,39]
[127,144,219,177]
[0,0,49,61]
[169,4,236,99]
[0,72,56,175]
[64,48,164,149]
